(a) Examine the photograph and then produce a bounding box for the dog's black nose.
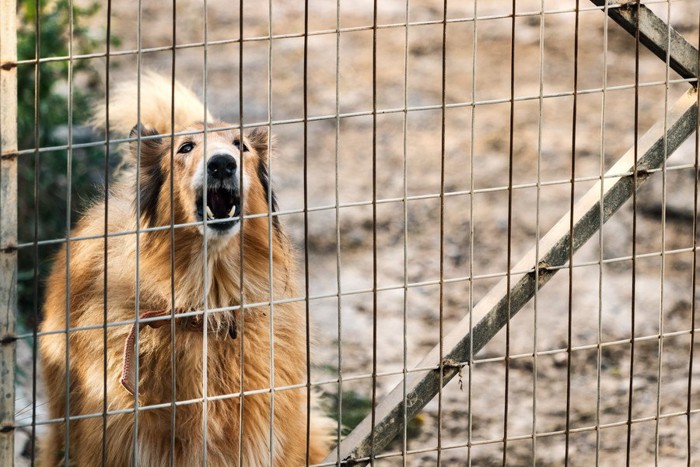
[207,154,237,181]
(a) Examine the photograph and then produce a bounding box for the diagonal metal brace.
[591,0,699,80]
[323,3,699,465]
[323,67,698,465]
[323,83,699,467]
[324,10,700,455]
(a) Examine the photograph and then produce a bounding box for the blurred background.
[12,0,700,464]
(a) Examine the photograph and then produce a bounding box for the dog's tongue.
[208,190,231,218]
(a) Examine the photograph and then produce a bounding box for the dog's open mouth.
[196,187,241,231]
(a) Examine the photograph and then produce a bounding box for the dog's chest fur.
[124,249,303,465]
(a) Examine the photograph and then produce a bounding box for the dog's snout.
[207,154,237,181]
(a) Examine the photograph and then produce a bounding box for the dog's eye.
[178,142,195,154]
[234,140,249,152]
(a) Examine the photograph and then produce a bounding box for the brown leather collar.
[120,309,236,395]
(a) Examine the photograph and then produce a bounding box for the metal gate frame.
[322,2,699,464]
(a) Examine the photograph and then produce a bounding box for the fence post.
[0,0,18,463]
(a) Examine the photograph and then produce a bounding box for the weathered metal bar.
[590,0,699,81]
[324,86,698,465]
[0,0,18,463]
[324,4,700,464]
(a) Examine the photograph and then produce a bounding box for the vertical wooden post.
[0,0,18,463]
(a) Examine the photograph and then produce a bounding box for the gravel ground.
[15,0,700,465]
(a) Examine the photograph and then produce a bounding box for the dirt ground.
[15,0,700,465]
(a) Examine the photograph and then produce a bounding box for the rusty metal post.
[0,0,18,463]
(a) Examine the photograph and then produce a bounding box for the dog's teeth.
[206,206,214,220]
[229,206,236,217]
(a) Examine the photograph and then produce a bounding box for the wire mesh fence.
[1,0,699,465]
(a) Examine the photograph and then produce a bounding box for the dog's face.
[130,123,276,239]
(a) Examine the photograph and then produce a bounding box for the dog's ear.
[247,127,275,160]
[248,128,280,226]
[130,124,164,227]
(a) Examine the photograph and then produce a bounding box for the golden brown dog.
[39,73,332,465]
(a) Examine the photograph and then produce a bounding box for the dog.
[39,73,333,466]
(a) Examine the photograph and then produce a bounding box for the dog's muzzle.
[196,153,242,231]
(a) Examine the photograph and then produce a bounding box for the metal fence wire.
[1,0,699,465]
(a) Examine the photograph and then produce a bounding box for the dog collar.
[120,309,237,395]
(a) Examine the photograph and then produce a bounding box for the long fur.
[91,71,214,137]
[39,74,333,466]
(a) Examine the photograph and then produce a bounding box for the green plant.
[16,0,107,330]
[326,388,425,446]
[17,0,102,148]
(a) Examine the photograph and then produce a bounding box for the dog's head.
[130,122,276,239]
